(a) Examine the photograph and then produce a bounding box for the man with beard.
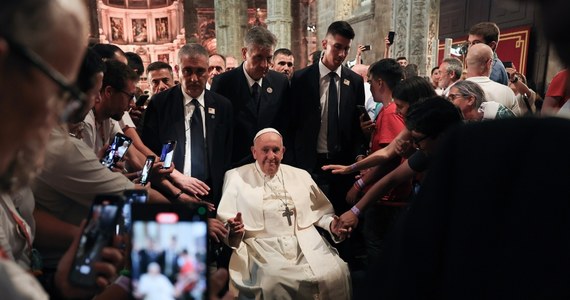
[81,59,138,154]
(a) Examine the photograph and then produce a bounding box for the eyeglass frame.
[3,35,86,122]
[447,93,467,101]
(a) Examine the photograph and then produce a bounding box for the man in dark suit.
[290,21,366,215]
[141,43,233,212]
[211,26,290,168]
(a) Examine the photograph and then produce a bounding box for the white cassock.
[217,162,352,300]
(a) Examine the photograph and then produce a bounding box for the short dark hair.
[274,48,293,58]
[326,21,355,40]
[431,67,439,75]
[403,64,419,78]
[393,76,436,106]
[146,61,173,74]
[368,58,403,91]
[405,96,463,138]
[125,52,144,77]
[91,43,126,61]
[396,56,407,62]
[469,22,500,44]
[77,48,105,93]
[102,59,138,92]
[209,53,226,62]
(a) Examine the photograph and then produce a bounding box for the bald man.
[465,43,519,115]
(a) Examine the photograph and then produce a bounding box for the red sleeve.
[377,108,405,145]
[546,69,569,98]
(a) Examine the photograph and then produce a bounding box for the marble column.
[392,0,440,75]
[214,0,248,59]
[266,0,293,50]
[183,0,199,43]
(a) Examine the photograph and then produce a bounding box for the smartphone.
[100,133,132,169]
[131,203,208,299]
[362,45,371,51]
[69,195,123,288]
[357,105,371,122]
[139,156,155,186]
[160,140,176,169]
[117,189,148,236]
[388,31,396,45]
[135,94,149,107]
[503,61,514,68]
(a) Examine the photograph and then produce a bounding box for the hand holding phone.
[69,195,123,288]
[388,31,395,45]
[135,94,150,107]
[101,133,132,169]
[362,45,371,51]
[160,140,177,169]
[357,105,371,122]
[139,156,155,185]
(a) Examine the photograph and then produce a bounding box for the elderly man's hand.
[208,218,228,243]
[331,215,350,240]
[337,210,359,234]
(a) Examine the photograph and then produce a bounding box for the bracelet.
[354,178,365,190]
[114,275,131,293]
[350,206,361,217]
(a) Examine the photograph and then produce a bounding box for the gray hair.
[442,57,463,81]
[244,26,277,50]
[452,80,487,109]
[178,43,209,64]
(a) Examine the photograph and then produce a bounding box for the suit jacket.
[211,64,291,167]
[290,63,366,173]
[141,85,233,205]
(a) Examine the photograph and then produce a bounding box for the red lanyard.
[7,205,33,258]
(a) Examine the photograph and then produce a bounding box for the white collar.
[182,87,205,107]
[243,65,263,88]
[318,59,342,80]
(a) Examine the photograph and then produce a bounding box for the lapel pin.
[266,87,273,94]
[343,79,350,86]
[208,107,216,115]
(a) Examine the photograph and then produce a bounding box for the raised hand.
[321,164,352,175]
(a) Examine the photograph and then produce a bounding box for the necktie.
[327,72,339,153]
[252,82,260,112]
[190,99,208,180]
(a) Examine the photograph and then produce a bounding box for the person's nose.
[158,81,168,91]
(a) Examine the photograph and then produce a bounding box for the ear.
[467,95,476,107]
[241,47,248,61]
[281,146,286,156]
[251,145,256,159]
[488,41,497,51]
[321,38,327,51]
[102,85,113,100]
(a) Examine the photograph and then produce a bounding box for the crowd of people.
[2,0,570,299]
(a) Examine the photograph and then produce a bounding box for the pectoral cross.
[282,205,293,226]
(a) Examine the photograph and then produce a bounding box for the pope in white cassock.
[217,128,352,299]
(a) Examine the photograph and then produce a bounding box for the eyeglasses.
[4,36,86,122]
[411,134,430,150]
[116,89,136,100]
[447,93,465,101]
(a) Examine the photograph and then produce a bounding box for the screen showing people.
[117,189,149,236]
[160,140,176,169]
[139,156,155,186]
[131,203,208,300]
[69,195,122,287]
[100,133,132,169]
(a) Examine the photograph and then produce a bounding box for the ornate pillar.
[214,0,248,59]
[183,0,199,43]
[266,0,293,50]
[392,0,440,75]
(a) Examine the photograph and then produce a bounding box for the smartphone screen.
[131,203,208,299]
[362,45,371,51]
[503,61,514,68]
[160,140,176,169]
[140,156,155,186]
[388,31,395,45]
[357,105,371,122]
[69,195,123,288]
[135,94,150,107]
[101,133,132,169]
[117,189,148,236]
